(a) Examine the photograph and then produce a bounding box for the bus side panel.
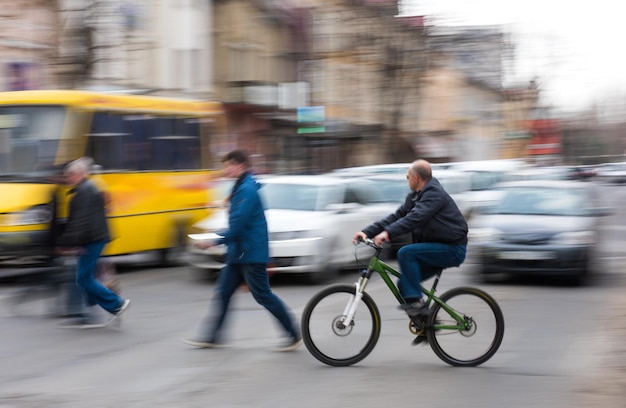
[97,171,217,256]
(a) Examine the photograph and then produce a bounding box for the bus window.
[149,116,201,170]
[86,133,126,171]
[87,112,130,171]
[86,113,202,171]
[151,135,201,170]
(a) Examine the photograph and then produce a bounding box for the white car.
[186,175,397,283]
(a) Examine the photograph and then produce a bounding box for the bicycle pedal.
[412,335,428,346]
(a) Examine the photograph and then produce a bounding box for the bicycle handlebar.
[356,236,383,250]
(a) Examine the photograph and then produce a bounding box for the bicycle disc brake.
[332,315,354,336]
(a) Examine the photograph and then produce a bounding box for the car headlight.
[552,231,596,246]
[1,205,53,226]
[468,227,502,243]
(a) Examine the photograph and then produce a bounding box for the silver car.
[468,180,611,285]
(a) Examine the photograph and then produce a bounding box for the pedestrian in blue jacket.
[183,150,302,351]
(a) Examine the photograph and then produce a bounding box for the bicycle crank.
[409,319,425,335]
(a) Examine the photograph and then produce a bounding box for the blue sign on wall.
[297,106,325,134]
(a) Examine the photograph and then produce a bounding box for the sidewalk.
[571,290,626,407]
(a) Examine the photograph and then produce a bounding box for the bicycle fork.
[339,275,369,327]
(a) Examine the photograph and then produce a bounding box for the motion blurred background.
[2,0,624,174]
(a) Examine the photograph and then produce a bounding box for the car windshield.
[490,187,590,216]
[261,183,342,211]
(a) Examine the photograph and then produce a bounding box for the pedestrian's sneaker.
[57,316,105,329]
[114,299,131,318]
[274,337,303,352]
[398,298,429,317]
[180,338,222,349]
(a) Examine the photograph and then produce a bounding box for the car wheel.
[304,267,337,285]
[477,265,507,284]
[190,267,219,282]
[159,223,187,267]
[563,262,589,287]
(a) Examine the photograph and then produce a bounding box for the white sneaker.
[114,299,131,318]
[180,338,223,348]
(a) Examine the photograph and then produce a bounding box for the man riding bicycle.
[353,159,468,322]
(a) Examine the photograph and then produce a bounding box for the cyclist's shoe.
[412,335,428,346]
[398,299,429,317]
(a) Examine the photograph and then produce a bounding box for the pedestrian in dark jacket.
[56,157,130,326]
[183,150,302,351]
[353,159,468,335]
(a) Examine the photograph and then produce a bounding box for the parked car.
[595,162,626,184]
[446,159,528,217]
[468,180,611,285]
[570,165,597,181]
[327,162,451,178]
[507,166,577,182]
[327,163,411,177]
[186,175,398,283]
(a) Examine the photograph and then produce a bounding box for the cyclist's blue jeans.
[397,242,467,301]
[199,263,300,343]
[75,241,123,314]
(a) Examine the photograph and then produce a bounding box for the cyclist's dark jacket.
[362,177,468,245]
[56,178,111,247]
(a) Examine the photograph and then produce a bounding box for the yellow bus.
[0,90,226,276]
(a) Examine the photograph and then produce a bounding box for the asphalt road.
[1,180,625,408]
[1,251,625,408]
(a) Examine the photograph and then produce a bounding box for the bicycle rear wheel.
[427,287,504,367]
[301,284,381,366]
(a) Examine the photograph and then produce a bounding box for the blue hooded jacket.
[217,172,269,264]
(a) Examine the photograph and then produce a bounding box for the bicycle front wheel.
[301,284,381,366]
[427,287,505,367]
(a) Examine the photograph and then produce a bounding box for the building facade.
[2,0,541,171]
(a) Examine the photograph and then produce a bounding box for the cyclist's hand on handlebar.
[374,231,389,247]
[352,231,367,245]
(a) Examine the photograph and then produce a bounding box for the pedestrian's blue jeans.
[199,263,300,343]
[396,242,467,301]
[76,241,123,314]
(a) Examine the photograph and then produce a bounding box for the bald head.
[410,159,432,182]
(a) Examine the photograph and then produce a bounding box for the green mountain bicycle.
[301,238,505,367]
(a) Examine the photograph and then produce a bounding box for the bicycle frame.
[341,241,471,332]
